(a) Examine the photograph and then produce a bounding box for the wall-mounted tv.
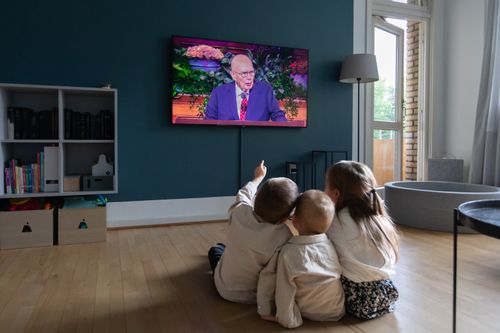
[171,36,308,127]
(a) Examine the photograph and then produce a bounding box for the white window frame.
[370,17,405,181]
[354,0,431,180]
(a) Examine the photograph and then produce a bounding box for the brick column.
[404,22,420,180]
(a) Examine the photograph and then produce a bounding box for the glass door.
[369,17,404,185]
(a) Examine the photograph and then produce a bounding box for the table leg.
[453,213,458,333]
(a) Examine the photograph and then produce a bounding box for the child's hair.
[254,177,299,224]
[294,190,335,235]
[326,161,399,262]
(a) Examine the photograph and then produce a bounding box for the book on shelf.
[39,109,58,139]
[64,109,72,139]
[8,107,58,140]
[15,164,23,194]
[102,110,114,139]
[4,159,31,194]
[51,107,58,139]
[4,167,12,194]
[14,107,26,139]
[7,107,15,139]
[2,149,52,195]
[78,112,89,139]
[21,108,32,139]
[63,109,113,140]
[39,151,44,192]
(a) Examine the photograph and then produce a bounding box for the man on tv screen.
[204,54,287,122]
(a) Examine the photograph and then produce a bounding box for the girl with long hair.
[325,160,400,319]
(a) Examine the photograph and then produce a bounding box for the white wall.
[429,0,446,162]
[433,0,485,178]
[107,196,234,228]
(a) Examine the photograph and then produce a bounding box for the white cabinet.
[0,83,118,198]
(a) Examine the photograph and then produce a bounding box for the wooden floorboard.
[0,223,498,332]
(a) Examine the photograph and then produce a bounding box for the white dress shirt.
[257,234,345,328]
[326,208,396,282]
[214,181,292,304]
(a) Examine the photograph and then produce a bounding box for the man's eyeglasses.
[234,70,255,78]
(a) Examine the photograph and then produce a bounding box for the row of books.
[7,107,58,140]
[64,109,114,140]
[6,107,115,141]
[5,154,44,194]
[3,146,59,194]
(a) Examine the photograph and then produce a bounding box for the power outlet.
[288,163,297,175]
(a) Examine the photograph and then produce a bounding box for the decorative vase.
[188,58,221,72]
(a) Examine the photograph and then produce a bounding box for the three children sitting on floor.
[208,160,400,328]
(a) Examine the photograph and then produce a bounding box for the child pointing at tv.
[208,160,299,304]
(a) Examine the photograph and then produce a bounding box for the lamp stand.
[339,54,378,162]
[357,77,361,161]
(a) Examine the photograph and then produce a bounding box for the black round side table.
[454,199,500,333]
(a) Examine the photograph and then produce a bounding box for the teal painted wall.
[0,0,353,201]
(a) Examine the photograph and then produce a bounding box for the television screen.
[171,36,308,127]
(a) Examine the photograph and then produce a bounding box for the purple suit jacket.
[204,81,287,121]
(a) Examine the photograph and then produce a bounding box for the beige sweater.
[257,234,345,328]
[214,181,292,304]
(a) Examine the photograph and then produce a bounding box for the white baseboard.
[106,196,234,229]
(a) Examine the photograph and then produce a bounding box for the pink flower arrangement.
[290,60,308,75]
[186,45,224,60]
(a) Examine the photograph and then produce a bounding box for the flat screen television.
[171,36,308,127]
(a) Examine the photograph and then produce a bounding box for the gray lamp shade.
[339,54,379,83]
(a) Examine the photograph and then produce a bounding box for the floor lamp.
[339,54,379,161]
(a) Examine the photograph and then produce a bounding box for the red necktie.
[240,93,248,120]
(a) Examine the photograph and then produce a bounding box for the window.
[365,0,430,185]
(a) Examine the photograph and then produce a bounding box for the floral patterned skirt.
[341,276,399,319]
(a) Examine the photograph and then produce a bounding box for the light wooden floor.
[0,222,499,333]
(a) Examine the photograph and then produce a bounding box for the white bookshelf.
[0,83,118,198]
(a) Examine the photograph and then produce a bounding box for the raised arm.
[228,160,267,214]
